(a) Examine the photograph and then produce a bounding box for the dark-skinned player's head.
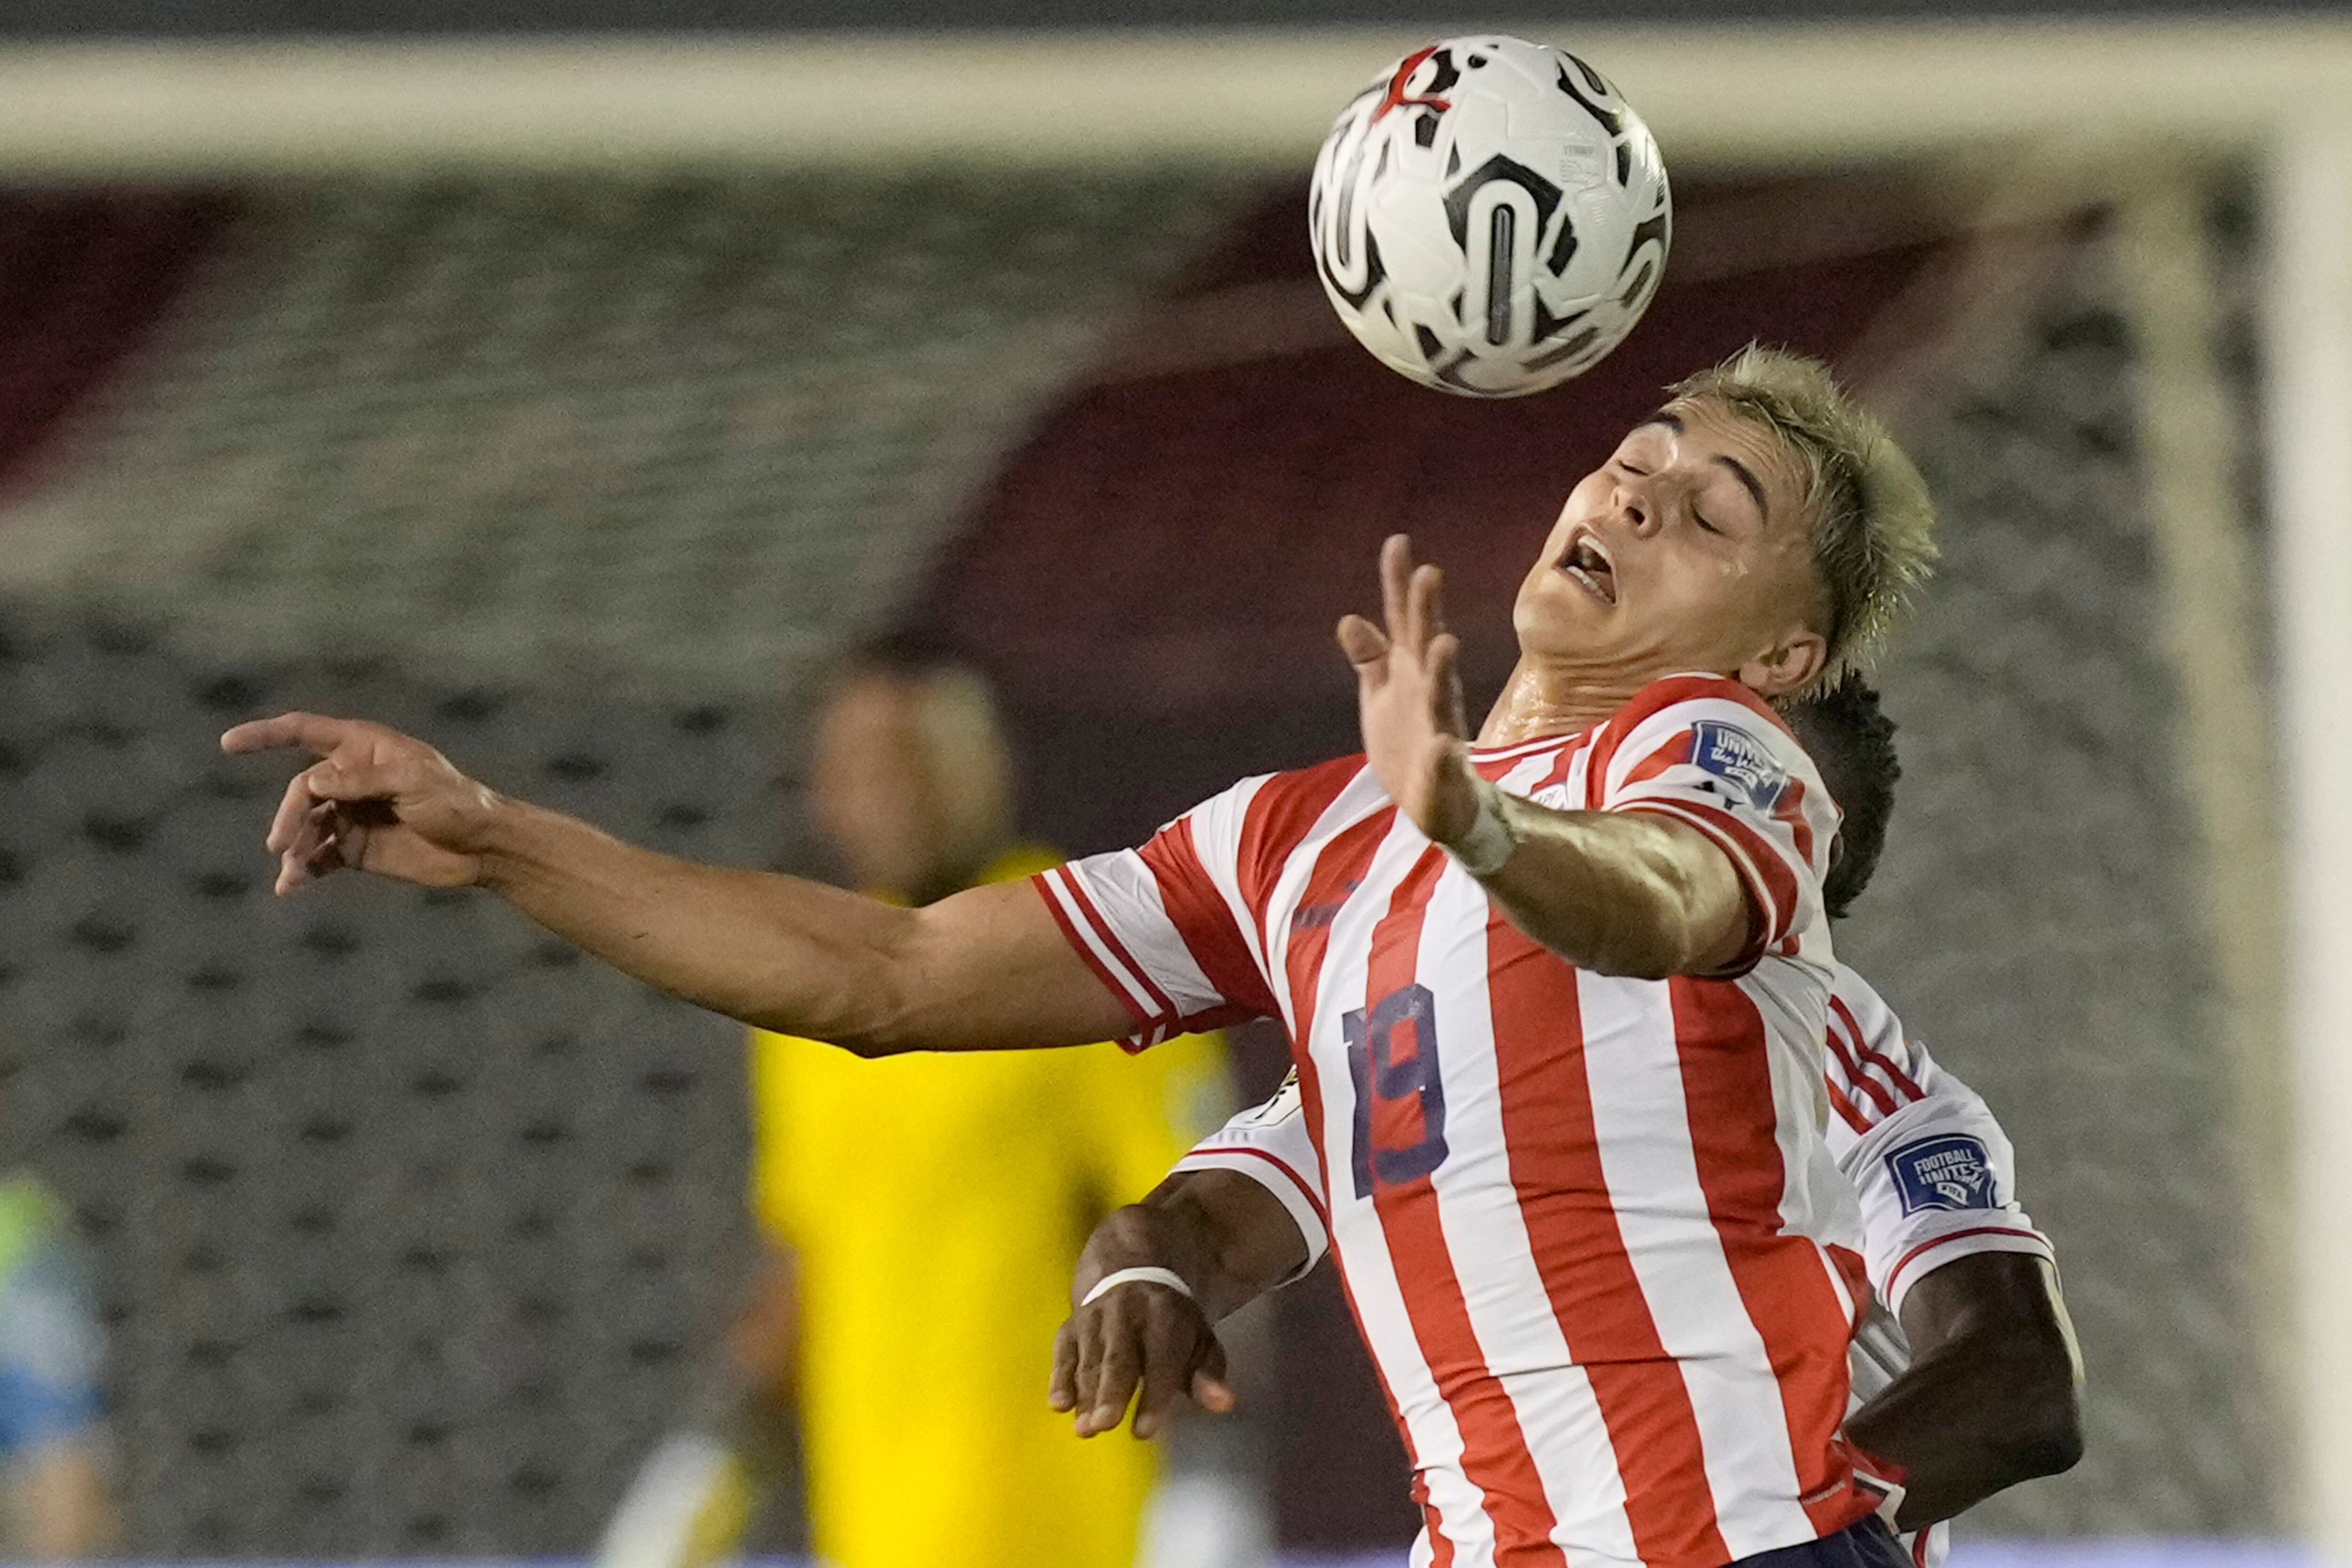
[1783,674,1899,922]
[808,630,1014,903]
[1513,346,1938,702]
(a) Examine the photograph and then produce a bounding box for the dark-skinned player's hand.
[1048,1276,1235,1440]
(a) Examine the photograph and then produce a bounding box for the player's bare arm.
[1048,1169,1303,1440]
[1843,1253,2085,1527]
[218,713,1136,1054]
[1343,533,1752,978]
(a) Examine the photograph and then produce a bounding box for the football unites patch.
[1689,720,1790,811]
[1887,1134,1999,1214]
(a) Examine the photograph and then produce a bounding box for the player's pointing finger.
[220,711,355,758]
[1379,533,1416,638]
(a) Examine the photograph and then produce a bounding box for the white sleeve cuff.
[1883,1224,2055,1315]
[1171,1148,1328,1285]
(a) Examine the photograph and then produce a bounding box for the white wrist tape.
[1447,774,1518,877]
[1080,1266,1195,1308]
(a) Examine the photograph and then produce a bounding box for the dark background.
[0,0,2332,36]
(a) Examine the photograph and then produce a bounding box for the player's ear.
[1738,628,1828,701]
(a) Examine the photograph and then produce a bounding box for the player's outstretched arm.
[1341,536,1750,978]
[219,713,1137,1053]
[1843,1252,2084,1526]
[1049,1170,1308,1440]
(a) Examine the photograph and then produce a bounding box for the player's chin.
[1514,577,1616,647]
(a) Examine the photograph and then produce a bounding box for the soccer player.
[597,640,1225,1568]
[1051,679,2084,1559]
[225,346,1938,1568]
[0,1171,117,1560]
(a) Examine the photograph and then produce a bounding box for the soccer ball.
[1308,37,1671,398]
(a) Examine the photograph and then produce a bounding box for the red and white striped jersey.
[1035,675,1881,1568]
[1180,961,2057,1568]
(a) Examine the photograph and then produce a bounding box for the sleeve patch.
[1691,720,1791,811]
[1887,1134,2001,1214]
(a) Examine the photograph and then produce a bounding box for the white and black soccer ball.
[1309,37,1671,398]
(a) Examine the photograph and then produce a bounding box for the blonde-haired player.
[232,346,1960,1568]
[597,638,1225,1568]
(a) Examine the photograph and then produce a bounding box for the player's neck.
[1474,656,1660,748]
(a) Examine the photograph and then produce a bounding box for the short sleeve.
[1590,675,1839,974]
[1172,1070,1328,1285]
[1841,1068,2052,1313]
[1035,776,1284,1050]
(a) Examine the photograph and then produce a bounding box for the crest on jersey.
[1888,1134,1998,1214]
[1690,720,1789,811]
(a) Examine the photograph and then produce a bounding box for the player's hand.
[219,713,502,894]
[1338,533,1478,848]
[1049,1277,1234,1441]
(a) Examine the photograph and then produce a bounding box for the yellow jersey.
[750,846,1226,1568]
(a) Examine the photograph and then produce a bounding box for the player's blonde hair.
[1667,345,1937,689]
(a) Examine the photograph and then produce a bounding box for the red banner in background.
[0,190,236,508]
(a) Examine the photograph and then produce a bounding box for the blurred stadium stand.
[0,162,2282,1553]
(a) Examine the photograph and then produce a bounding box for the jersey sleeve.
[1587,675,1839,974]
[1826,988,2054,1312]
[1170,1070,1328,1286]
[1035,776,1286,1050]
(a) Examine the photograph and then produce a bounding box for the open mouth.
[1556,531,1617,605]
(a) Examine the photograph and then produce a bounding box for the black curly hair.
[1784,676,1899,922]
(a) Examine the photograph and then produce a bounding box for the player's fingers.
[1410,559,1447,648]
[1398,561,1438,653]
[1378,533,1414,637]
[1427,632,1468,735]
[220,711,355,758]
[1336,614,1391,673]
[264,773,318,856]
[275,808,334,894]
[300,755,402,805]
[1190,1332,1237,1416]
[1070,1311,1108,1433]
[1047,1320,1080,1412]
[1086,1321,1145,1438]
[1129,1300,1195,1441]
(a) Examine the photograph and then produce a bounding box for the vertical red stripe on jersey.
[1668,977,1876,1539]
[1830,995,1926,1103]
[1825,1076,1873,1136]
[1138,816,1282,1018]
[1365,852,1567,1568]
[1280,810,1396,1173]
[1267,809,1457,1554]
[1823,1013,1899,1122]
[1237,755,1365,942]
[1486,920,1728,1565]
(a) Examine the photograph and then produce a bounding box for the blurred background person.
[0,1173,114,1560]
[597,634,1233,1568]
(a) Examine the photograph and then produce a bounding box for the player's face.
[1515,399,1832,699]
[809,674,945,898]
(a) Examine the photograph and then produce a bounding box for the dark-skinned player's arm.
[1049,1168,1305,1440]
[217,714,1136,1055]
[1846,1251,2084,1528]
[1343,535,1759,979]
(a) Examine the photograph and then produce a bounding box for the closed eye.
[1692,509,1722,535]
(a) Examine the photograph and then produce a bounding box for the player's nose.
[1609,481,1655,537]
